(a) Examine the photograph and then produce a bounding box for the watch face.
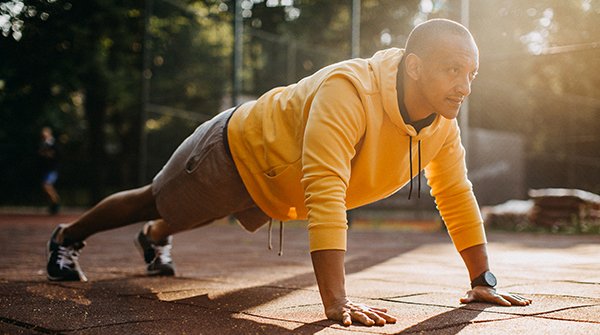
[484,271,497,287]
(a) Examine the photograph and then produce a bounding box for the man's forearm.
[311,249,347,308]
[459,243,490,280]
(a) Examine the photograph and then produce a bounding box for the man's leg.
[47,184,160,282]
[134,218,177,276]
[43,183,61,215]
[133,217,218,277]
[143,216,217,242]
[58,184,159,243]
[42,171,61,214]
[43,183,60,204]
[144,218,178,242]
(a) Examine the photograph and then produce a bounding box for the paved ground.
[1,211,599,334]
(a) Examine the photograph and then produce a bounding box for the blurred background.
[1,0,599,220]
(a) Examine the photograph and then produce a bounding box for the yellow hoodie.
[227,48,486,253]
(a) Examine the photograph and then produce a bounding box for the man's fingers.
[350,310,375,326]
[502,293,532,306]
[342,311,352,326]
[460,290,475,304]
[491,293,512,306]
[362,310,386,326]
[460,296,473,304]
[374,310,397,324]
[511,294,533,304]
[369,306,398,323]
[369,307,388,312]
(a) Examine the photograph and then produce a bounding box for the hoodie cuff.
[450,223,487,252]
[309,226,347,252]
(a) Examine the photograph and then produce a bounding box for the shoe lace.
[57,245,80,270]
[153,243,172,264]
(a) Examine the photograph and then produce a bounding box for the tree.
[0,0,231,205]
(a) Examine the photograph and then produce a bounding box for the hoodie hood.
[367,48,442,139]
[368,48,444,200]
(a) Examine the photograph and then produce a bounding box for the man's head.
[41,127,53,140]
[403,19,479,120]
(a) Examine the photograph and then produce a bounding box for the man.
[47,18,532,327]
[39,126,61,215]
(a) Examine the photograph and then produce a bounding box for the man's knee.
[120,184,160,219]
[139,184,160,218]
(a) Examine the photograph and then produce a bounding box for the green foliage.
[0,0,231,204]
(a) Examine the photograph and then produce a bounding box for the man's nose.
[457,76,472,97]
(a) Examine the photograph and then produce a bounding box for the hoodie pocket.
[261,159,305,211]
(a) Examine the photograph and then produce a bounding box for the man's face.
[416,34,479,120]
[42,128,52,140]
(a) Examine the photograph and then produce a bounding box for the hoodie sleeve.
[425,120,486,252]
[301,76,366,252]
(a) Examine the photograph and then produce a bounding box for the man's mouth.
[447,97,464,105]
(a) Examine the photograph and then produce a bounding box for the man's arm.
[311,249,396,326]
[459,244,532,306]
[425,122,531,306]
[301,78,392,325]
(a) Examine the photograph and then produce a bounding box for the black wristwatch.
[470,271,497,289]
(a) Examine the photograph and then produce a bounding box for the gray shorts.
[152,108,270,233]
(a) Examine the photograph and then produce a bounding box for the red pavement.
[1,211,599,334]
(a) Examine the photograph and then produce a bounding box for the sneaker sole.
[147,267,175,276]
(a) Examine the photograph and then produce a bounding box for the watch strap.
[470,271,496,288]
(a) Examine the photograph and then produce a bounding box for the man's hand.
[325,298,397,327]
[311,250,397,326]
[460,286,532,306]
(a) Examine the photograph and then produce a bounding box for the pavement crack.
[525,303,600,318]
[279,303,322,309]
[0,316,64,335]
[60,319,172,332]
[532,315,600,324]
[525,292,600,300]
[377,298,458,309]
[260,284,320,292]
[380,293,429,300]
[559,280,600,285]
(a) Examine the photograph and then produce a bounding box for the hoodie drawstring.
[408,136,422,200]
[268,219,273,250]
[418,139,422,197]
[267,219,284,256]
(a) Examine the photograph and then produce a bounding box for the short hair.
[405,19,474,57]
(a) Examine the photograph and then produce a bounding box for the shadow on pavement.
[394,305,490,334]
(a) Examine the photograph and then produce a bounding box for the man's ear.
[405,53,421,81]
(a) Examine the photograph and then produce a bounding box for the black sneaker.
[134,223,175,276]
[48,203,60,215]
[46,224,88,282]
